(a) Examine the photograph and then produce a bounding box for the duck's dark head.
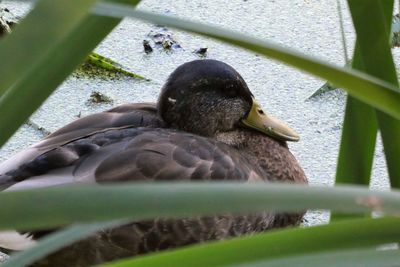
[158,59,299,141]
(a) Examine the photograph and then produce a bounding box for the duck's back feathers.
[92,128,259,183]
[36,102,162,151]
[2,127,261,192]
[0,103,163,190]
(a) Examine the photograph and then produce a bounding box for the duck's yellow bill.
[241,97,300,142]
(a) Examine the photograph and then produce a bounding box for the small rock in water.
[0,6,19,36]
[145,27,182,52]
[87,91,113,105]
[194,47,208,57]
[162,39,173,50]
[0,16,10,36]
[152,33,165,44]
[143,39,153,53]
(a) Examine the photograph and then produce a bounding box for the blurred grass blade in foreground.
[347,0,400,188]
[0,0,141,147]
[333,0,397,219]
[92,2,400,120]
[98,217,400,267]
[1,183,400,231]
[0,0,96,97]
[2,221,123,267]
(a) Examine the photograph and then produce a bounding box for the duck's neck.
[215,130,307,183]
[215,129,287,151]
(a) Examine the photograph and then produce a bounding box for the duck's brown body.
[0,60,307,267]
[29,114,305,267]
[25,105,306,267]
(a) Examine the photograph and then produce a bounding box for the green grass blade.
[334,49,378,190]
[0,183,400,231]
[310,12,400,99]
[308,81,338,99]
[97,217,400,267]
[337,0,349,62]
[0,0,141,147]
[2,221,122,267]
[233,248,400,267]
[92,2,400,120]
[348,0,400,187]
[7,217,400,267]
[333,99,377,220]
[335,102,377,186]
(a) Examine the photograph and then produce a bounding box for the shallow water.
[0,0,397,230]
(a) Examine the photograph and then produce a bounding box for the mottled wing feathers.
[35,102,162,151]
[1,126,257,191]
[85,129,255,183]
[0,103,162,190]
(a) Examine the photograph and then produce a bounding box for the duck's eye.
[257,109,265,115]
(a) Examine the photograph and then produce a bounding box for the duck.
[0,59,307,267]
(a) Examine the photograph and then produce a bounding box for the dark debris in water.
[392,32,400,48]
[87,91,114,105]
[0,7,18,37]
[392,14,400,47]
[0,16,10,36]
[143,27,182,53]
[26,119,52,138]
[143,40,153,54]
[193,47,208,57]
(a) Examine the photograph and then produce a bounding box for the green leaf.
[92,2,400,120]
[232,248,400,267]
[308,81,338,99]
[348,1,400,188]
[0,183,400,231]
[337,0,349,62]
[2,221,122,267]
[97,217,400,267]
[333,1,396,222]
[309,12,400,99]
[333,97,377,220]
[0,0,141,147]
[334,46,378,186]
